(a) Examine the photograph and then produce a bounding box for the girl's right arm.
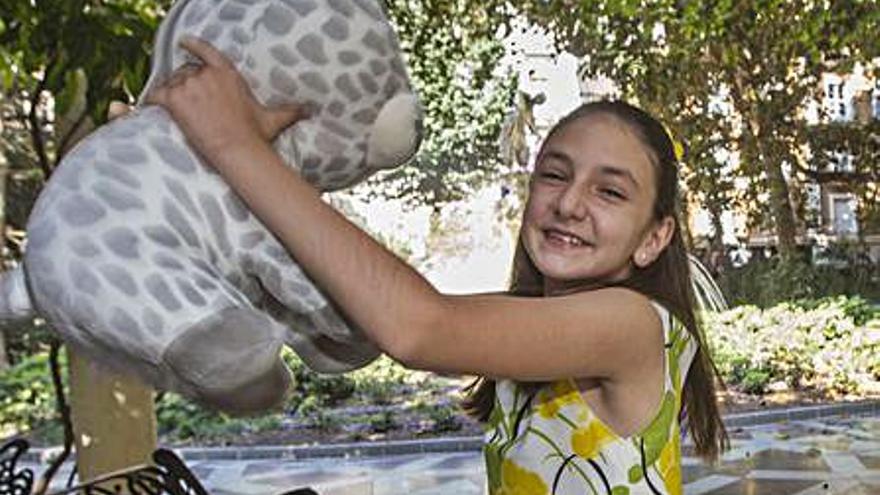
[146,38,666,385]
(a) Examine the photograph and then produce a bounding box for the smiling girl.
[145,37,728,494]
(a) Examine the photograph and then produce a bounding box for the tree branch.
[54,110,91,166]
[31,339,75,495]
[27,51,57,180]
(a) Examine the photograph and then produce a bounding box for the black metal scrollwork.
[47,449,209,495]
[0,439,35,495]
[1,438,320,495]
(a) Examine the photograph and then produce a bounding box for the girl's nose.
[555,183,589,220]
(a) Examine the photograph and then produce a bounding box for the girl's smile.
[543,227,592,248]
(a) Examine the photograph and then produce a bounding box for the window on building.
[825,80,849,121]
[829,149,855,173]
[831,195,858,235]
[805,183,821,228]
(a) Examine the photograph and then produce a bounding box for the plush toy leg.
[270,300,381,373]
[162,307,291,415]
[366,93,423,170]
[246,242,381,373]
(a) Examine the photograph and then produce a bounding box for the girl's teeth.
[550,231,584,246]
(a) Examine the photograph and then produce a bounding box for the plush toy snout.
[367,93,423,171]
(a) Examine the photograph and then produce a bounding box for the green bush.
[2,319,55,366]
[426,403,462,433]
[349,355,412,405]
[706,296,880,395]
[1,347,455,445]
[155,393,281,443]
[282,349,356,412]
[0,350,66,439]
[739,369,772,395]
[366,410,396,433]
[719,255,879,308]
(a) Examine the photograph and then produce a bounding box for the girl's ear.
[633,216,675,268]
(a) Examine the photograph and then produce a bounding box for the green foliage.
[349,355,412,404]
[369,1,518,206]
[719,255,879,307]
[365,410,396,433]
[739,369,773,396]
[425,402,462,433]
[0,351,66,438]
[155,393,280,443]
[795,296,879,327]
[721,356,772,395]
[0,0,171,283]
[282,350,357,411]
[1,319,53,366]
[282,352,425,409]
[0,0,169,125]
[707,296,880,395]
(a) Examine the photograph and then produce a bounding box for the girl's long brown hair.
[462,100,729,462]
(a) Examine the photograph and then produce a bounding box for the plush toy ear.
[366,93,423,170]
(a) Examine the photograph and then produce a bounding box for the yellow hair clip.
[662,124,685,162]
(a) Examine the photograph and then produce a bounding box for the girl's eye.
[540,171,566,181]
[600,188,626,200]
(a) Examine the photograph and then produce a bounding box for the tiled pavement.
[191,415,880,494]
[19,405,880,494]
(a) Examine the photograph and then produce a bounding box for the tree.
[370,0,518,207]
[518,0,880,259]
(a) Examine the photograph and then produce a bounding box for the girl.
[145,37,728,494]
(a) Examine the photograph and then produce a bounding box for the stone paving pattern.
[22,414,880,494]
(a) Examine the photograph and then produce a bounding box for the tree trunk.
[730,72,799,259]
[0,327,8,370]
[761,147,799,259]
[0,149,10,371]
[709,204,725,252]
[679,195,696,251]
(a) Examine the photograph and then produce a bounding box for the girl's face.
[522,114,674,294]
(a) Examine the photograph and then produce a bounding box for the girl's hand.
[144,36,309,167]
[107,101,133,120]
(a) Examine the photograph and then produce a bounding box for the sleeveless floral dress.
[484,303,697,495]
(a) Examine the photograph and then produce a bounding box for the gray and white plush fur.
[0,0,423,414]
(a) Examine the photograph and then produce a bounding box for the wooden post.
[67,350,157,485]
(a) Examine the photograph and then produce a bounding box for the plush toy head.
[1,0,422,415]
[142,0,423,191]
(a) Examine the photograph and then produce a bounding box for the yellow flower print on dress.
[657,426,682,495]
[496,459,549,495]
[536,380,580,419]
[571,418,616,459]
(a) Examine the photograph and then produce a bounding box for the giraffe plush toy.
[0,0,422,414]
